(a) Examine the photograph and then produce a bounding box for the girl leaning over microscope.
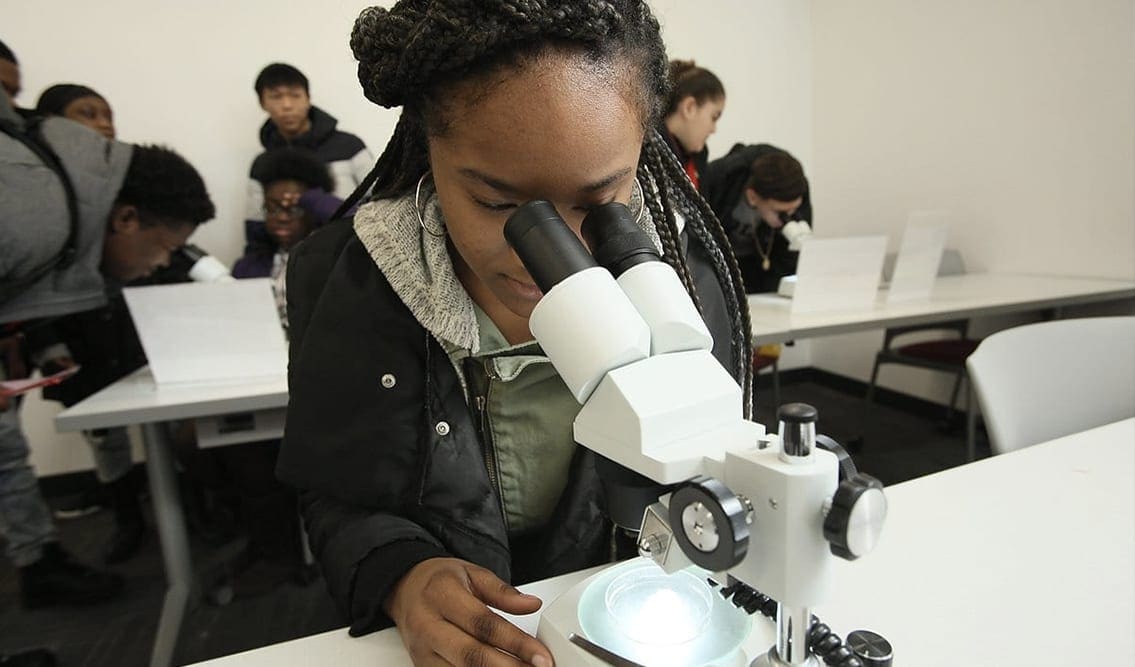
[277,1,753,665]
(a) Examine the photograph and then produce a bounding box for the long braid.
[349,0,754,416]
[640,131,754,416]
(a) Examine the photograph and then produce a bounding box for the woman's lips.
[504,274,543,302]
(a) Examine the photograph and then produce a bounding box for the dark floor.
[0,376,988,666]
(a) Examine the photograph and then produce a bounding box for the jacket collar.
[258,105,338,150]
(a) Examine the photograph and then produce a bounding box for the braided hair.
[344,0,753,414]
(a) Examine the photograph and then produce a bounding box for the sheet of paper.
[0,365,81,397]
[887,211,949,303]
[791,236,888,314]
[123,279,287,385]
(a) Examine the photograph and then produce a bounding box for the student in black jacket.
[276,2,753,665]
[704,143,813,293]
[242,64,373,261]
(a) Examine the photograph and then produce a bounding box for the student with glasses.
[233,147,342,332]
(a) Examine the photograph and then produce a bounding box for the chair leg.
[945,371,964,422]
[865,356,882,404]
[966,380,977,462]
[771,360,781,409]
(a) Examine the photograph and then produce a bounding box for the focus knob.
[823,473,887,560]
[846,630,893,667]
[668,476,750,571]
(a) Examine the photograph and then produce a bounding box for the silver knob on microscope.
[823,473,887,560]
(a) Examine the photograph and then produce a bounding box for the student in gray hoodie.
[0,91,214,610]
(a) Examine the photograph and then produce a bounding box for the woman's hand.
[385,557,554,667]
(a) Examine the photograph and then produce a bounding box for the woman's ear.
[744,187,761,209]
[107,204,140,234]
[679,95,700,119]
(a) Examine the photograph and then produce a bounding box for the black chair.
[866,250,982,458]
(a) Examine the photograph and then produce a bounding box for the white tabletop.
[819,417,1134,666]
[53,367,288,432]
[53,273,1134,432]
[191,418,1135,666]
[749,272,1135,344]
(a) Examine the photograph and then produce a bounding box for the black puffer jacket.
[703,143,813,294]
[278,216,741,636]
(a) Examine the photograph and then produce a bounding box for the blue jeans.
[0,400,57,567]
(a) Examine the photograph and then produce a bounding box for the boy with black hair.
[243,63,372,261]
[0,91,214,613]
[235,147,341,328]
[206,148,339,603]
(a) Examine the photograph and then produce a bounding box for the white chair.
[965,316,1135,455]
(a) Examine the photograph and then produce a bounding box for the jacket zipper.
[473,359,507,530]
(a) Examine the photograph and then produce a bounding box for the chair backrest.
[966,317,1135,455]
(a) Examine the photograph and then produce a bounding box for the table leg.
[141,421,193,667]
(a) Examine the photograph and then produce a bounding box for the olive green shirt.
[454,303,581,536]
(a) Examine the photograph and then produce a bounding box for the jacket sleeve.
[348,146,375,190]
[280,220,451,634]
[300,490,448,634]
[297,188,344,225]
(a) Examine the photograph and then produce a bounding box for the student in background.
[31,83,152,563]
[703,143,812,294]
[0,39,22,107]
[243,63,372,268]
[660,60,725,190]
[2,90,214,617]
[277,2,752,664]
[35,84,114,139]
[234,147,341,332]
[210,149,340,604]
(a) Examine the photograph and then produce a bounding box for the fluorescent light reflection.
[606,565,713,645]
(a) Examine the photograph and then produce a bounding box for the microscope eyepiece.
[581,203,660,278]
[176,243,208,262]
[504,200,597,293]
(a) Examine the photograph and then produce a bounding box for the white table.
[190,418,1135,666]
[54,368,288,667]
[748,273,1135,344]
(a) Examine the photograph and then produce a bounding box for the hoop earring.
[415,172,446,238]
[633,176,645,226]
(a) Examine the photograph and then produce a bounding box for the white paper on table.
[887,211,949,303]
[791,236,888,314]
[123,279,287,385]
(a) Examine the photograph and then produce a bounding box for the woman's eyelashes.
[573,198,617,214]
[470,194,621,215]
[472,197,518,213]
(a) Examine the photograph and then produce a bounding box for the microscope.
[503,202,889,667]
[175,244,234,283]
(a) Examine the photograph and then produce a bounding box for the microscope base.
[537,558,757,667]
[749,647,821,667]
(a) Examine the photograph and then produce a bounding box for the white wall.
[11,1,1134,473]
[6,1,814,474]
[808,0,1135,400]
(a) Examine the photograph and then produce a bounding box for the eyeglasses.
[263,202,304,219]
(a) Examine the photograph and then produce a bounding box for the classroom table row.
[53,271,1135,666]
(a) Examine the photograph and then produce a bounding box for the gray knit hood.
[353,183,660,355]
